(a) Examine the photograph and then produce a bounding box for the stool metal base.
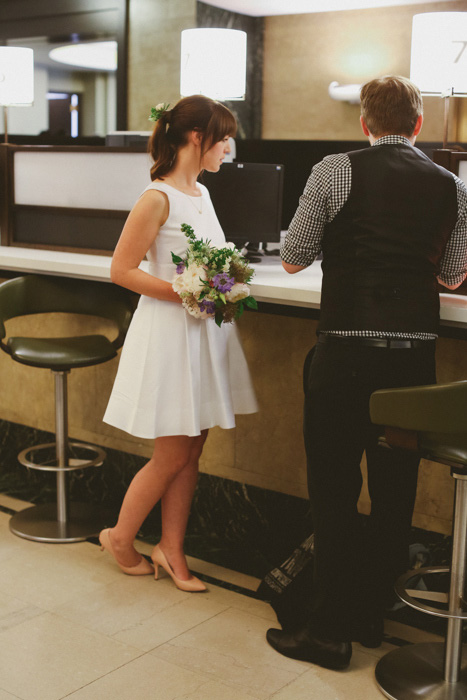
[376,643,467,700]
[9,503,110,543]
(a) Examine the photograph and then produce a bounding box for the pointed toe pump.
[151,545,207,592]
[99,528,154,576]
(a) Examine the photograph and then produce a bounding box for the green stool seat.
[7,335,117,370]
[370,380,467,700]
[370,380,467,439]
[0,274,134,543]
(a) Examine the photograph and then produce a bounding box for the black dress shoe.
[352,618,384,648]
[266,626,352,670]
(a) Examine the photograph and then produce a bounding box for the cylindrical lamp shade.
[410,12,467,96]
[0,47,34,106]
[181,28,247,101]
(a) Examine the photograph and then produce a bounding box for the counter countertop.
[1,245,466,328]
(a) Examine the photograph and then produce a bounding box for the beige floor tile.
[63,654,209,700]
[53,572,186,637]
[0,612,141,700]
[0,524,39,564]
[180,679,259,699]
[0,499,433,700]
[0,689,22,700]
[270,646,384,699]
[200,582,278,622]
[0,592,43,632]
[0,523,51,552]
[0,540,121,609]
[151,607,307,699]
[113,589,230,651]
[229,593,278,622]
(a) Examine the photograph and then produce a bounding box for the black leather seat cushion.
[7,335,117,370]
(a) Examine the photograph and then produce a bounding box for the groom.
[267,75,467,670]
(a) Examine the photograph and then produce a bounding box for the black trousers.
[303,336,436,640]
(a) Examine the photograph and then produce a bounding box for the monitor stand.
[243,242,281,263]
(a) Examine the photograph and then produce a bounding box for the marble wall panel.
[233,312,313,497]
[128,0,197,130]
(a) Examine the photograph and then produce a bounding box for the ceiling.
[202,0,455,16]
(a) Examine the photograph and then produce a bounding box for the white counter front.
[1,246,466,329]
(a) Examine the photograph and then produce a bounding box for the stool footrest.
[395,566,467,619]
[18,441,106,472]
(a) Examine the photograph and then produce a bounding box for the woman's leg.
[158,430,208,579]
[109,434,203,567]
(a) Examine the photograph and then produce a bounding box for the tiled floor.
[0,494,443,700]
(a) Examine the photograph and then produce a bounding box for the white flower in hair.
[149,103,170,122]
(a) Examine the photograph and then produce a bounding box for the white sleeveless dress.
[103,182,258,439]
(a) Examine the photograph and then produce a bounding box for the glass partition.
[0,0,128,142]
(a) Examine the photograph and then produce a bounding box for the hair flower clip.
[149,103,171,122]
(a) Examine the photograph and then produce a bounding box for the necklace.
[184,191,203,215]
[165,179,203,214]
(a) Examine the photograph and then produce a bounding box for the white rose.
[155,102,166,111]
[173,264,207,295]
[225,283,250,303]
[172,274,185,294]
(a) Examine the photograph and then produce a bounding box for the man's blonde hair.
[360,75,423,138]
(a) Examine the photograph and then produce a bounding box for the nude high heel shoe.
[151,544,207,592]
[99,528,154,575]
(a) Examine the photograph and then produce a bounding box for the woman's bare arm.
[111,190,182,303]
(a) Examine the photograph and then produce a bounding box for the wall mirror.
[0,0,128,142]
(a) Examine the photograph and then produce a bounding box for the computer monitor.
[202,162,284,247]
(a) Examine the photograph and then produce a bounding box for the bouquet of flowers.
[172,223,257,327]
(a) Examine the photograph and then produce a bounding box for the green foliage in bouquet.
[172,224,258,327]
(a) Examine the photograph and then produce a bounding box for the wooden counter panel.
[12,206,127,251]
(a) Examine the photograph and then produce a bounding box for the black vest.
[318,143,458,335]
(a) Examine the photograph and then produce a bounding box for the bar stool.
[0,274,133,543]
[370,380,467,700]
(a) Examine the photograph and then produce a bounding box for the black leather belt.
[318,334,434,349]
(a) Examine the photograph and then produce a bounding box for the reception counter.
[1,244,467,326]
[2,145,467,554]
[0,245,467,545]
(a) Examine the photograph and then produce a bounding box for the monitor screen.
[202,162,284,245]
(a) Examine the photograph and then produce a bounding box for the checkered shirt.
[281,135,467,339]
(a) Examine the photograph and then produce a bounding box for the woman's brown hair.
[148,95,237,181]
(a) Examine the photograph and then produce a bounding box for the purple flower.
[176,262,186,274]
[212,273,235,293]
[198,299,216,315]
